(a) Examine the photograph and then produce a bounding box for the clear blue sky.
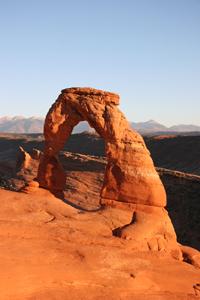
[0,0,199,126]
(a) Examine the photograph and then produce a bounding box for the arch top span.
[61,87,120,105]
[38,87,166,208]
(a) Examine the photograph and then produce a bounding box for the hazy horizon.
[0,115,200,128]
[0,0,200,126]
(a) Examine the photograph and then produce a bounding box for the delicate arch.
[38,87,166,207]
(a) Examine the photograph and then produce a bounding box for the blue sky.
[0,0,199,126]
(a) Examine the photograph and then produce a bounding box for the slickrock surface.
[0,188,199,300]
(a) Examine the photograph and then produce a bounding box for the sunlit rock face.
[37,87,186,258]
[37,87,166,207]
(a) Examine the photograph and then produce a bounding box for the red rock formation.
[16,147,40,192]
[37,87,184,257]
[16,146,32,171]
[38,87,166,207]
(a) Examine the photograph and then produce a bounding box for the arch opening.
[58,120,106,210]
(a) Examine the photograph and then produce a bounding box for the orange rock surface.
[38,87,166,207]
[0,188,199,300]
[36,87,200,260]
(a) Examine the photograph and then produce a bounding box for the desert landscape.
[1,1,200,298]
[0,87,199,300]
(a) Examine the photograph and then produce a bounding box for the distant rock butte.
[36,87,200,261]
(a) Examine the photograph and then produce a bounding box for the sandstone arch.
[36,87,200,262]
[36,87,182,257]
[38,87,166,208]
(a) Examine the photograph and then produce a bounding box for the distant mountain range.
[0,116,200,134]
[0,116,44,134]
[0,116,91,134]
[131,120,200,133]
